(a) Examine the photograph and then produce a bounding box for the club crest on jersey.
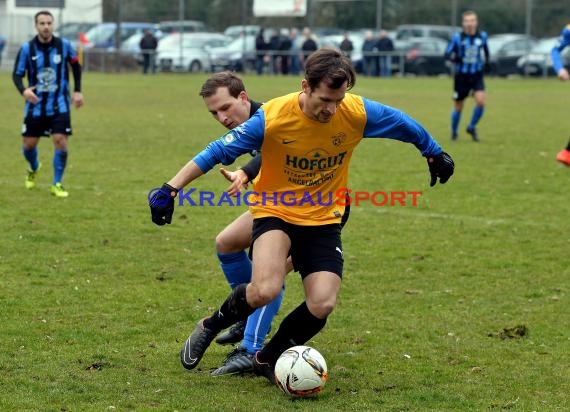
[221,132,235,145]
[331,132,346,146]
[53,54,62,64]
[36,68,58,92]
[474,38,482,46]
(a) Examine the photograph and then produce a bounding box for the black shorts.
[453,72,485,101]
[22,112,72,137]
[251,217,343,279]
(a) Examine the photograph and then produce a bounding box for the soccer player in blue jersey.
[150,48,454,386]
[552,24,570,166]
[445,10,489,142]
[12,10,84,198]
[196,72,284,376]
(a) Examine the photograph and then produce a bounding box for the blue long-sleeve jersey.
[445,31,489,74]
[193,95,442,174]
[551,24,570,74]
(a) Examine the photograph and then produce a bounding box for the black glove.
[149,183,178,225]
[427,152,455,187]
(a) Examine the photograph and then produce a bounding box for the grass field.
[0,71,568,411]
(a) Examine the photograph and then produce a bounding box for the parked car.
[487,34,535,76]
[158,20,208,34]
[312,27,345,38]
[209,34,257,72]
[517,37,570,76]
[157,32,230,72]
[224,25,262,39]
[83,22,157,49]
[121,31,167,64]
[400,37,450,75]
[395,24,459,41]
[55,22,97,48]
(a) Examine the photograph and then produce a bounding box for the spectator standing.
[289,28,301,75]
[268,30,282,74]
[279,28,292,75]
[301,27,318,68]
[139,29,158,74]
[377,30,394,77]
[339,32,354,60]
[362,30,377,76]
[0,35,6,67]
[255,28,268,75]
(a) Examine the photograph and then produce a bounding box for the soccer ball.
[274,345,328,397]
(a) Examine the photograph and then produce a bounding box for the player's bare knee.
[215,232,235,254]
[307,298,336,319]
[248,282,281,307]
[23,139,38,150]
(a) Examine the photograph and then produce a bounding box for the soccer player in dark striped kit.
[12,10,84,197]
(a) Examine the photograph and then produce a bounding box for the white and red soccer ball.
[274,345,328,397]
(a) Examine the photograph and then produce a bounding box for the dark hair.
[304,48,356,91]
[199,71,246,98]
[34,10,53,24]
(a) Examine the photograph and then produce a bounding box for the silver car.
[517,37,570,77]
[157,32,231,72]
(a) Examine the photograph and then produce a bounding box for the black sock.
[258,301,327,365]
[203,283,255,333]
[566,140,570,151]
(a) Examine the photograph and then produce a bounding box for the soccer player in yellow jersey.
[150,48,455,385]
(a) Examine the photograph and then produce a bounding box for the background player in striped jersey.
[552,24,570,166]
[12,10,84,198]
[150,48,454,385]
[445,10,489,142]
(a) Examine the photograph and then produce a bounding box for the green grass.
[0,72,568,411]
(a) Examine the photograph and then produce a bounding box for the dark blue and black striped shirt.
[445,31,489,74]
[13,36,79,118]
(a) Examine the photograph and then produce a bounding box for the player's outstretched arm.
[168,159,204,190]
[149,113,265,226]
[361,98,454,186]
[551,28,570,81]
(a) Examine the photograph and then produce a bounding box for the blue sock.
[53,149,68,185]
[451,110,461,134]
[241,286,284,354]
[218,251,252,289]
[469,106,484,129]
[23,146,39,171]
